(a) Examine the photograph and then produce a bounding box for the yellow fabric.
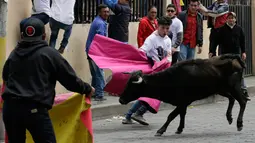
[25,93,93,143]
[180,0,184,6]
[0,37,6,84]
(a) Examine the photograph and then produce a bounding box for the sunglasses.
[167,9,175,13]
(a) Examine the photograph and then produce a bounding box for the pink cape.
[88,34,171,113]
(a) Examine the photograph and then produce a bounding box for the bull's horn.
[132,76,143,84]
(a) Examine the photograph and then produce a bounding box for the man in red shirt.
[178,0,203,61]
[137,6,158,48]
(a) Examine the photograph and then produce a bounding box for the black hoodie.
[2,40,92,109]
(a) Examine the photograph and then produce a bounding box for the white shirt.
[140,30,172,62]
[51,0,75,25]
[32,0,51,17]
[169,17,183,52]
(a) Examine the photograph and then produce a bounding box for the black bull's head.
[119,70,144,105]
[119,54,246,105]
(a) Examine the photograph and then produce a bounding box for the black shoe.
[58,46,65,54]
[94,96,107,101]
[91,94,96,98]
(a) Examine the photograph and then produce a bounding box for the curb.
[92,86,255,121]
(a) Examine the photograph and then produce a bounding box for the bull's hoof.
[228,118,233,125]
[175,130,183,134]
[155,132,163,137]
[237,127,243,131]
[237,120,243,131]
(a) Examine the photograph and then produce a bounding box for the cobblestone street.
[94,96,255,143]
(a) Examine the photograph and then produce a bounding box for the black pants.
[3,98,56,143]
[209,28,222,56]
[172,52,179,65]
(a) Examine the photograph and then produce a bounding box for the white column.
[163,0,172,15]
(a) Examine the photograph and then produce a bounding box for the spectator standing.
[137,6,158,48]
[166,4,183,65]
[49,0,75,54]
[31,0,51,25]
[178,0,203,61]
[86,4,110,101]
[199,0,229,56]
[210,12,249,100]
[103,0,131,43]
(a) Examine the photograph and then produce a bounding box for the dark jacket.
[2,41,92,109]
[104,0,131,42]
[214,24,245,54]
[178,10,203,47]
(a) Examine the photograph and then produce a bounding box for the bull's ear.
[137,70,143,75]
[122,70,143,75]
[122,72,131,74]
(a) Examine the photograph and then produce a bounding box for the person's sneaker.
[94,96,107,101]
[131,114,149,125]
[122,118,133,124]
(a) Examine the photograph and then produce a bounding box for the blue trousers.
[88,59,105,97]
[125,100,147,120]
[178,44,196,61]
[49,18,73,49]
[31,13,49,25]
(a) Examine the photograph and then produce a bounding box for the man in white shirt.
[140,17,172,63]
[31,0,51,25]
[122,16,172,125]
[49,0,75,54]
[166,4,183,65]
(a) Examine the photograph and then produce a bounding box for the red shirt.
[183,12,197,48]
[137,17,158,48]
[214,14,228,29]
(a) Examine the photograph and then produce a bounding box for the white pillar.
[163,0,172,15]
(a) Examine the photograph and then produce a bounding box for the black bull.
[119,54,250,136]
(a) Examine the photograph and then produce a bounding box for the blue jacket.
[103,0,131,42]
[86,16,107,53]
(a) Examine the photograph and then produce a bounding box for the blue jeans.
[178,44,196,61]
[241,76,247,89]
[49,18,73,49]
[88,59,105,97]
[3,99,56,143]
[125,100,147,120]
[31,13,50,25]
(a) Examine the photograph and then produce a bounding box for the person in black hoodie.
[209,12,249,100]
[103,0,131,43]
[2,17,94,143]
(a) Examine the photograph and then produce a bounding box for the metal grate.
[74,0,164,24]
[229,5,252,76]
